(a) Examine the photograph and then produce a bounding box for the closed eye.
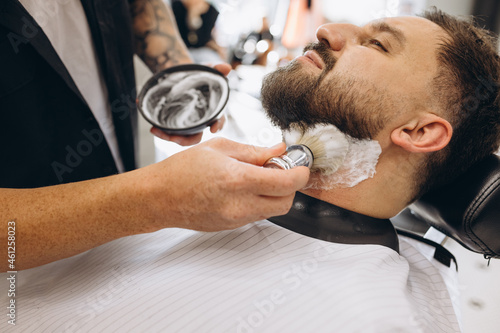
[368,39,388,52]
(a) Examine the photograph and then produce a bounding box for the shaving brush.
[264,124,349,174]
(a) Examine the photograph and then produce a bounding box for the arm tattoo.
[130,0,192,73]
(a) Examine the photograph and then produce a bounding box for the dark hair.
[413,8,500,200]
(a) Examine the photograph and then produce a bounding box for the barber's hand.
[136,138,310,232]
[150,116,225,146]
[150,63,232,146]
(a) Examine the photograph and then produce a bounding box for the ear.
[390,114,453,153]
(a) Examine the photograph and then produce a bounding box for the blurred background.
[145,0,500,101]
[135,2,500,332]
[173,0,498,72]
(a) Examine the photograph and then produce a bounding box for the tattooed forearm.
[130,0,192,72]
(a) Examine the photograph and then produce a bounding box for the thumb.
[212,63,232,77]
[206,138,287,166]
[231,142,287,166]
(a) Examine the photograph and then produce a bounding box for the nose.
[315,23,358,52]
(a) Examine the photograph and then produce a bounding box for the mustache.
[303,42,337,71]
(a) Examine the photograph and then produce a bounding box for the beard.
[261,42,390,140]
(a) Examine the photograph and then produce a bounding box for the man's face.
[262,16,446,141]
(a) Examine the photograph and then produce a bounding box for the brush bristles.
[283,124,349,175]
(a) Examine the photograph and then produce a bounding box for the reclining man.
[262,8,500,218]
[1,8,499,333]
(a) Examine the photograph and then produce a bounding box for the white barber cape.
[1,220,460,332]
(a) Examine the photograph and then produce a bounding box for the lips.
[303,50,324,70]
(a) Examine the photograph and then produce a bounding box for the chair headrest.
[410,154,500,258]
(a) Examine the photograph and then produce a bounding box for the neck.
[302,147,417,219]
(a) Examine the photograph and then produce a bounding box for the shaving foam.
[142,71,227,128]
[283,125,382,189]
[283,125,349,175]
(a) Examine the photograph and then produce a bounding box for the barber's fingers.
[150,126,203,146]
[233,143,287,166]
[203,139,310,194]
[151,117,225,146]
[246,193,299,220]
[208,138,287,166]
[212,63,232,76]
[239,164,310,196]
[261,193,299,216]
[200,62,232,76]
[209,116,226,133]
[219,191,299,224]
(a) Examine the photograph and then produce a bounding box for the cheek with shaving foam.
[281,124,382,190]
[307,137,382,190]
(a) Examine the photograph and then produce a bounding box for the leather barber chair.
[402,153,500,260]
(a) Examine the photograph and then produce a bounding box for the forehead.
[366,16,445,41]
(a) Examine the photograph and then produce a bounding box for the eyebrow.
[367,21,407,49]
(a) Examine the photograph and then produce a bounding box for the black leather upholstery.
[410,154,500,258]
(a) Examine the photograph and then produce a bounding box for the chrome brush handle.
[264,144,314,170]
